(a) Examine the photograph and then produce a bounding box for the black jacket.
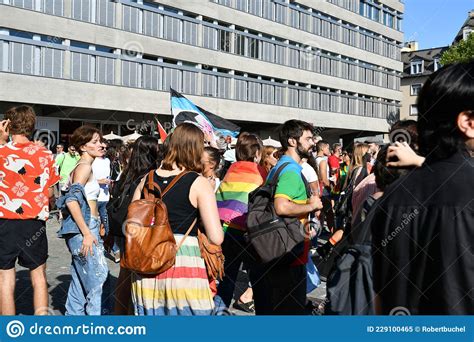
[371,151,473,315]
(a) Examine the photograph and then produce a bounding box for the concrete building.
[400,45,447,120]
[0,0,404,145]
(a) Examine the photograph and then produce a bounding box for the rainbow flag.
[216,161,267,232]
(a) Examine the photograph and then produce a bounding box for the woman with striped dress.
[130,123,224,315]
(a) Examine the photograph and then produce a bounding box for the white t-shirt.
[301,162,318,183]
[92,157,111,202]
[316,156,330,179]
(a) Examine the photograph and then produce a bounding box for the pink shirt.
[351,173,378,225]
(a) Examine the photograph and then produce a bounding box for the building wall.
[0,0,404,134]
[400,76,427,120]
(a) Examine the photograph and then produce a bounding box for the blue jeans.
[97,201,119,253]
[65,217,109,315]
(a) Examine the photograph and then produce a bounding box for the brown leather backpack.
[120,170,196,274]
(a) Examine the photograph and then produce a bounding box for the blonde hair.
[260,146,277,173]
[348,143,369,178]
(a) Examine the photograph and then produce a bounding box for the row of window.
[409,59,440,75]
[6,0,63,15]
[0,37,399,119]
[4,0,402,61]
[212,0,401,60]
[327,0,402,31]
[2,0,402,90]
[124,1,401,90]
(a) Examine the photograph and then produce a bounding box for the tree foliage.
[440,33,474,65]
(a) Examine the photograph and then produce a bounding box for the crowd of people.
[0,61,472,316]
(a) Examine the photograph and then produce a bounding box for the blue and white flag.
[170,88,240,138]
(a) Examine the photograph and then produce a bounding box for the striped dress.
[131,235,214,315]
[131,172,214,316]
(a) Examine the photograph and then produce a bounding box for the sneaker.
[113,251,121,263]
[232,300,255,313]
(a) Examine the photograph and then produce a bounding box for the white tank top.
[69,162,100,201]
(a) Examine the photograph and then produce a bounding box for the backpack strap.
[268,162,291,196]
[143,170,161,200]
[176,217,198,251]
[161,171,191,197]
[268,162,290,187]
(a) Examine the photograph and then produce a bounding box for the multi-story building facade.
[400,44,447,120]
[400,10,474,121]
[0,0,403,144]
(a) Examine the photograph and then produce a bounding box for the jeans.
[97,201,119,254]
[65,217,109,315]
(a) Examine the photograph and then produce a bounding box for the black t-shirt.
[144,171,200,236]
[371,151,473,314]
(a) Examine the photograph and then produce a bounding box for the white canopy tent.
[103,131,123,140]
[122,131,142,143]
[262,137,281,148]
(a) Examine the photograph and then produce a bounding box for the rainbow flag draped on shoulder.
[216,161,267,232]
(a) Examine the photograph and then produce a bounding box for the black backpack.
[326,195,378,315]
[106,179,141,237]
[246,162,308,265]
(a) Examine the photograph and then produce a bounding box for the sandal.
[232,300,255,313]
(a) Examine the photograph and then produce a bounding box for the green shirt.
[56,153,80,184]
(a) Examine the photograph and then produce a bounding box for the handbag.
[197,227,225,281]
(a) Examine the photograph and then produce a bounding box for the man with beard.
[250,120,323,315]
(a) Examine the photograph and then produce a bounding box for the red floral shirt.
[0,142,60,221]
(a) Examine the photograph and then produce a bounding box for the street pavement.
[14,217,327,316]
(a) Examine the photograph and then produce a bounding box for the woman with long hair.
[109,136,161,315]
[202,146,224,192]
[345,143,369,189]
[216,133,267,312]
[130,123,223,315]
[259,146,278,173]
[57,126,109,315]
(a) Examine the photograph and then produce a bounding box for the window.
[411,83,422,96]
[359,1,365,16]
[219,30,231,52]
[410,60,423,75]
[463,27,472,41]
[433,58,441,72]
[234,34,245,56]
[410,105,418,116]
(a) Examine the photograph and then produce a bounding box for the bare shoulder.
[191,174,211,190]
[73,163,92,185]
